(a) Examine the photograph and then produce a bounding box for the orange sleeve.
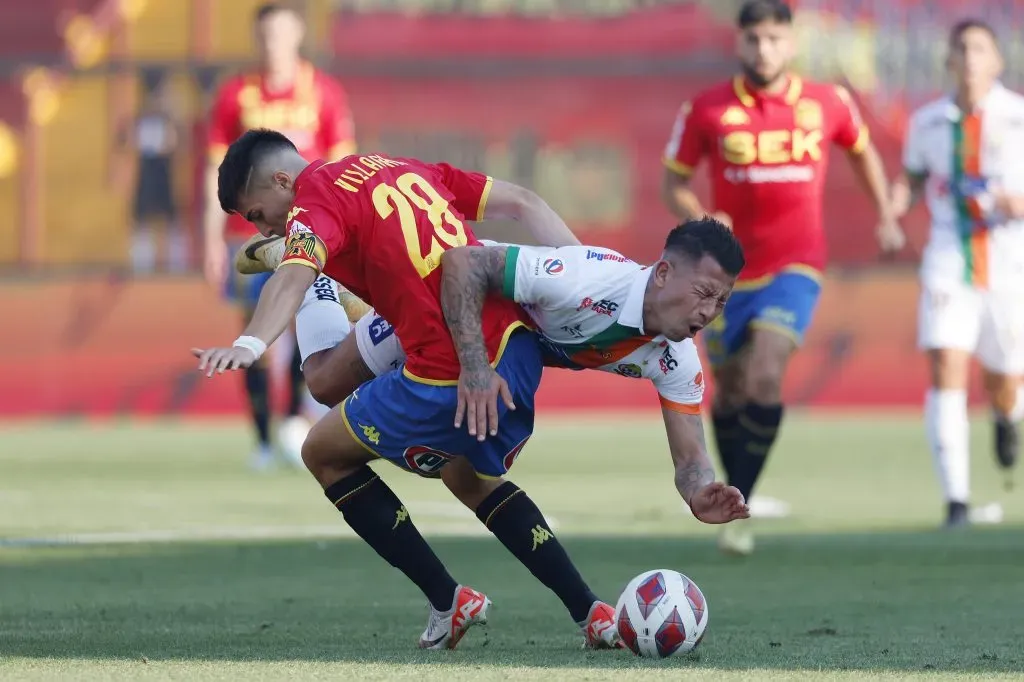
[659,396,702,415]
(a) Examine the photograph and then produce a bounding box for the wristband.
[233,335,267,360]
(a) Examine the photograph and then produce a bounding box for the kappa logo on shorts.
[368,315,396,346]
[359,424,381,445]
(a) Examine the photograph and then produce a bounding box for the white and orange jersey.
[353,243,705,414]
[903,83,1024,291]
[502,244,705,414]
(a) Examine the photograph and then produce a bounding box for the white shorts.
[917,282,1024,374]
[353,309,407,377]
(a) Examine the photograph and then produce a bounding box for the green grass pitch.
[1,413,1023,681]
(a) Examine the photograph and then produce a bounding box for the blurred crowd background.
[0,0,1018,416]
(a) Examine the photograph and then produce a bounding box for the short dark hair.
[217,128,297,214]
[255,2,296,22]
[737,0,792,28]
[665,217,745,277]
[949,18,999,50]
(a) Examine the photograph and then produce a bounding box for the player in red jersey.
[204,3,356,470]
[193,130,623,650]
[661,0,902,555]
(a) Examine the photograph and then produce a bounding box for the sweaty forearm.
[440,249,494,370]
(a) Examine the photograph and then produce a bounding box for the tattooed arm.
[663,408,749,524]
[440,245,513,440]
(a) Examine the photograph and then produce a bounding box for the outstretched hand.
[192,346,257,377]
[689,482,750,524]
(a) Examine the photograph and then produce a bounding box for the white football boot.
[418,585,491,650]
[234,234,285,274]
[278,415,311,468]
[718,518,754,556]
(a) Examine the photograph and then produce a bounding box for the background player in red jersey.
[193,130,623,650]
[203,3,356,470]
[660,0,902,555]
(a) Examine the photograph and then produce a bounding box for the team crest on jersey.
[794,99,823,131]
[283,232,327,271]
[288,220,312,237]
[720,106,750,126]
[543,258,565,276]
[615,363,643,379]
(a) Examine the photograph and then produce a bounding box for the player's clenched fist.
[192,346,258,377]
[688,482,750,525]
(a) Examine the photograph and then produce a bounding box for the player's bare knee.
[301,414,369,486]
[711,363,746,411]
[301,350,337,406]
[440,458,503,511]
[929,349,970,390]
[745,362,786,404]
[983,370,1019,415]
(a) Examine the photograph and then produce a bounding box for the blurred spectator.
[121,70,185,274]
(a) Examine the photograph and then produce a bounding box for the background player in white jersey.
[891,19,1024,528]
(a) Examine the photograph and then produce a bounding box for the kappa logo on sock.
[531,525,553,550]
[392,506,409,529]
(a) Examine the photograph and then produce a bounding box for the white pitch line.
[0,503,561,549]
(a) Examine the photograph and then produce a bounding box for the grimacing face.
[648,254,735,342]
[234,171,297,237]
[736,19,794,88]
[256,10,304,68]
[948,27,1002,94]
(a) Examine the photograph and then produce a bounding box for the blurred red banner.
[0,274,987,417]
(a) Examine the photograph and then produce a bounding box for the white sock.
[925,389,970,504]
[295,276,351,366]
[131,229,156,273]
[1009,386,1024,422]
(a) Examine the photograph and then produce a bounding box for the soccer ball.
[615,569,708,657]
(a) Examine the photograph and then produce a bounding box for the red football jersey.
[279,154,526,382]
[663,75,868,281]
[208,61,356,238]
